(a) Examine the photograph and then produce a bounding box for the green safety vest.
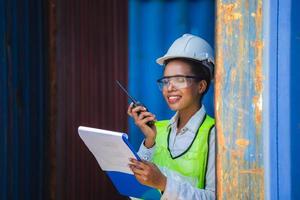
[152,115,215,189]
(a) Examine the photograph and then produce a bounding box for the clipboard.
[78,126,161,199]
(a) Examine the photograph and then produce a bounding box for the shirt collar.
[168,105,207,133]
[185,106,206,133]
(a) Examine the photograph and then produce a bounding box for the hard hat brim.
[156,54,213,66]
[156,54,215,81]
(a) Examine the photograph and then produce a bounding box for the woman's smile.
[167,95,182,104]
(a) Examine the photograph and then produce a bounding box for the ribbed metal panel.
[266,0,300,199]
[0,0,48,199]
[290,1,300,198]
[215,0,264,199]
[53,0,128,199]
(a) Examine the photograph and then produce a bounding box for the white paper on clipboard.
[78,126,137,174]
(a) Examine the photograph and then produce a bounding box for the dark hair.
[164,58,213,95]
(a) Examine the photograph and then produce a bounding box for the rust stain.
[215,0,225,198]
[252,40,264,49]
[253,95,262,124]
[236,138,250,148]
[225,12,242,22]
[220,2,241,36]
[253,0,264,141]
[216,153,223,198]
[253,0,264,94]
[216,0,264,199]
[240,168,264,175]
[253,1,265,200]
[218,127,226,149]
[252,40,264,93]
[231,149,243,159]
[215,0,226,151]
[221,3,241,24]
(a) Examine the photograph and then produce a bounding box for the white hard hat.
[156,33,214,79]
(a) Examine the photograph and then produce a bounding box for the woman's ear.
[198,80,207,94]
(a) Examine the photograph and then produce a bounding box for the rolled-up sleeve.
[137,140,156,161]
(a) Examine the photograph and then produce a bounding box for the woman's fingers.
[130,106,156,127]
[138,111,155,120]
[131,106,146,116]
[128,105,146,123]
[127,102,134,116]
[129,164,147,176]
[139,116,155,126]
[129,159,166,190]
[130,159,149,168]
[129,159,151,176]
[127,103,144,117]
[128,105,157,139]
[130,158,146,166]
[130,106,144,121]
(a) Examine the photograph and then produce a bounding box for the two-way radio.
[116,80,154,126]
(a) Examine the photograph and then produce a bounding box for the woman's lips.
[167,95,181,104]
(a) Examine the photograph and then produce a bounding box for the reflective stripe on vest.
[152,115,215,189]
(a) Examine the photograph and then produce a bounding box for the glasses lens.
[157,81,164,90]
[157,78,168,91]
[172,76,188,89]
[157,75,200,90]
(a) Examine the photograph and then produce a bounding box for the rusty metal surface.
[47,0,57,199]
[215,0,264,199]
[53,0,128,199]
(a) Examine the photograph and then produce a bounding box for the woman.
[128,34,215,200]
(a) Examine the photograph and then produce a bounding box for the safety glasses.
[157,75,201,91]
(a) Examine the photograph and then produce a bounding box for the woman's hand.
[129,158,166,191]
[127,103,157,148]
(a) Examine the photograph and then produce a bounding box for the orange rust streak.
[215,0,226,198]
[253,95,262,124]
[235,138,250,148]
[239,168,264,175]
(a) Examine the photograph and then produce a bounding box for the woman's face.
[162,59,204,112]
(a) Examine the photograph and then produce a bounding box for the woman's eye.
[162,79,169,84]
[176,77,185,83]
